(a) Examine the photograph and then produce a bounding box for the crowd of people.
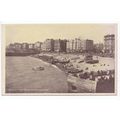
[59,59,115,93]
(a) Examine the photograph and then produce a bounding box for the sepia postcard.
[1,24,117,95]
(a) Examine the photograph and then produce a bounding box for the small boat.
[78,60,84,63]
[86,60,99,64]
[58,59,70,64]
[52,59,70,64]
[51,59,59,64]
[67,68,82,73]
[32,66,44,71]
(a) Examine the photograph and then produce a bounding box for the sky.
[4,24,117,45]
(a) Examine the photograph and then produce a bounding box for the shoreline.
[32,54,68,75]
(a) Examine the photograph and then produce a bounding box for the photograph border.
[1,23,118,96]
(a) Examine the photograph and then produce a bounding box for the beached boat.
[51,59,59,64]
[86,60,99,64]
[67,67,83,73]
[78,60,84,63]
[52,59,70,64]
[58,59,70,64]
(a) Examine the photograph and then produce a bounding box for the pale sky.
[4,24,117,45]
